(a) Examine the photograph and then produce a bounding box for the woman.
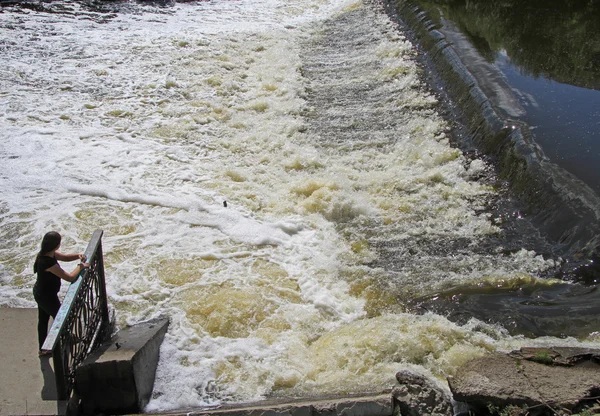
[33,231,89,356]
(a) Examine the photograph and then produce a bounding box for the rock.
[448,349,600,414]
[393,370,453,416]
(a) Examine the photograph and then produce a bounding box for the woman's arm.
[46,263,90,283]
[55,252,86,262]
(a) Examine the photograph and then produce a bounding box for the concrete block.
[75,316,169,415]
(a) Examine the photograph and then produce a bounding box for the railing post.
[97,240,109,332]
[42,229,110,400]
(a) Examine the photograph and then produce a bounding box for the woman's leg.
[37,307,50,350]
[34,292,61,350]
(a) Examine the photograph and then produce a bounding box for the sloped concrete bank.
[133,394,395,416]
[128,385,453,416]
[383,0,600,267]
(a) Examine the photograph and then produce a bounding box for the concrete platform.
[0,308,65,416]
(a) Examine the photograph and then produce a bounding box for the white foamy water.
[1,0,598,412]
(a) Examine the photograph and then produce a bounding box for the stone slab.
[448,351,600,412]
[0,308,65,416]
[75,316,169,415]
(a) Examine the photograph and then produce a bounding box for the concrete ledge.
[312,395,392,416]
[129,394,394,416]
[75,317,169,415]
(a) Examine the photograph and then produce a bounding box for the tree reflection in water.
[409,0,600,90]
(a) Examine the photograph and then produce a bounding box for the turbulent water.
[1,0,599,412]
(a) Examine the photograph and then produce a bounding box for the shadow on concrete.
[39,356,58,400]
[39,355,67,414]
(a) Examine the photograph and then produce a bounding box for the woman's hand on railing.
[79,254,87,262]
[72,262,90,281]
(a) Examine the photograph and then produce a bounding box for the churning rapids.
[1,0,598,412]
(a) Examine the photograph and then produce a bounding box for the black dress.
[33,256,61,350]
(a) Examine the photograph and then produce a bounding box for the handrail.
[42,229,110,400]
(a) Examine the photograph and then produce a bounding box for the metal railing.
[42,229,110,400]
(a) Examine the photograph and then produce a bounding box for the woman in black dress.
[33,231,89,356]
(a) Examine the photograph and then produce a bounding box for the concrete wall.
[75,316,169,415]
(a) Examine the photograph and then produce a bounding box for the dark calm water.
[410,0,600,194]
[497,55,600,194]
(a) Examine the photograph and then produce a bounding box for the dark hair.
[33,231,62,273]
